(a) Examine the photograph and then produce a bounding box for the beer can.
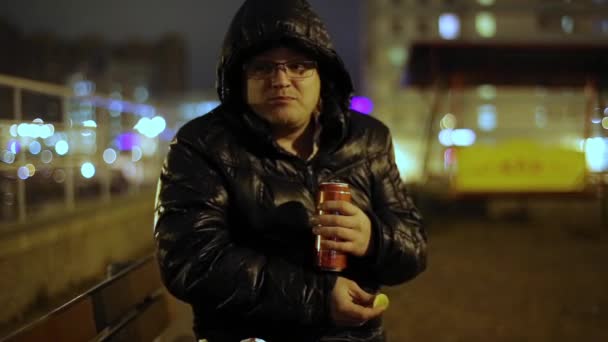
[315,182,350,272]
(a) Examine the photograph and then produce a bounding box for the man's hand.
[313,200,372,257]
[330,276,385,327]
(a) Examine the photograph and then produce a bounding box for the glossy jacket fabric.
[154,0,427,341]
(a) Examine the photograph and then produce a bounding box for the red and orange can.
[315,182,350,272]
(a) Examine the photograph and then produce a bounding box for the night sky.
[0,0,363,93]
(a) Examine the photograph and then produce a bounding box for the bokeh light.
[103,148,118,164]
[25,164,36,177]
[80,162,96,179]
[439,13,460,40]
[440,113,457,130]
[350,96,374,115]
[29,141,42,155]
[40,150,53,164]
[17,166,29,180]
[132,146,143,162]
[55,140,69,155]
[476,12,496,38]
[2,150,15,164]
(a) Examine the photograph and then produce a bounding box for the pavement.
[161,218,608,341]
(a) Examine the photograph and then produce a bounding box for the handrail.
[0,74,85,98]
[0,73,165,225]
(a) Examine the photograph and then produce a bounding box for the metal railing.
[0,74,167,226]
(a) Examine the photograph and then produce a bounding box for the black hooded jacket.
[154,0,427,341]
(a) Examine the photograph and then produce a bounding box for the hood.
[216,0,354,112]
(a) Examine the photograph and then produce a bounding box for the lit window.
[387,46,408,67]
[476,12,496,38]
[561,16,574,34]
[477,84,496,100]
[477,105,497,131]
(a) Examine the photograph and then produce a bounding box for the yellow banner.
[453,140,586,193]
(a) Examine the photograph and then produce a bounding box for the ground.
[383,218,608,341]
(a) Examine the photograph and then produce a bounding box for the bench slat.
[92,257,163,330]
[2,254,171,342]
[2,296,97,342]
[94,291,169,342]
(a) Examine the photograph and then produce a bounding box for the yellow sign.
[453,140,586,193]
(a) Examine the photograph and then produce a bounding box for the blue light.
[439,13,460,40]
[29,141,42,155]
[350,96,374,115]
[8,140,20,154]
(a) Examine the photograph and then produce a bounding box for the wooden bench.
[1,254,171,342]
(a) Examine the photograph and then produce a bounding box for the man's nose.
[270,66,291,87]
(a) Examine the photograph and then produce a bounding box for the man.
[154,0,427,341]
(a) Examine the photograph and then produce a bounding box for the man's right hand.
[329,276,386,327]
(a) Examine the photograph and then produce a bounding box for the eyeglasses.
[244,60,317,79]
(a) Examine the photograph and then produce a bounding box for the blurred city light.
[9,124,18,137]
[476,12,496,38]
[116,132,140,151]
[73,80,95,97]
[393,140,416,180]
[478,105,497,131]
[387,46,408,67]
[477,0,495,5]
[585,137,608,172]
[477,84,497,100]
[103,148,118,164]
[131,146,143,162]
[8,140,20,154]
[439,129,477,146]
[82,120,97,128]
[40,150,53,164]
[109,99,123,116]
[561,16,575,34]
[16,122,54,139]
[140,138,159,156]
[444,147,456,170]
[439,129,454,146]
[29,141,42,155]
[439,13,460,40]
[25,164,36,177]
[134,86,150,103]
[55,140,69,155]
[134,116,166,138]
[440,113,457,130]
[452,129,477,146]
[350,96,374,115]
[2,150,15,164]
[17,166,29,180]
[80,162,96,178]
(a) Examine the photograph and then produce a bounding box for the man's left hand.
[312,201,372,257]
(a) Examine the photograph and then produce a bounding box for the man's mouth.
[267,96,296,103]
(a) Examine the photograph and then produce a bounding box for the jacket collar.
[223,101,348,159]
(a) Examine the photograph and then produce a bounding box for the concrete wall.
[0,190,156,327]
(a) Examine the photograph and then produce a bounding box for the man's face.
[245,47,321,132]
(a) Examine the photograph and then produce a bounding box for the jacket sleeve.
[364,129,427,286]
[154,134,335,326]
